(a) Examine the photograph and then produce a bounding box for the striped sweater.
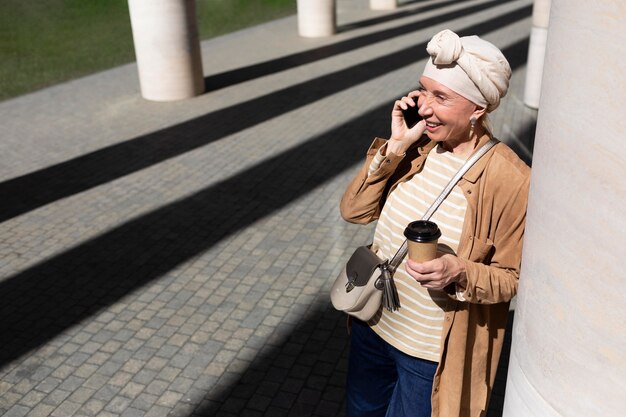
[368,144,468,362]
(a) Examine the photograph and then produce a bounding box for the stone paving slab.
[0,1,536,416]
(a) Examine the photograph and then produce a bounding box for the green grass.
[0,0,296,101]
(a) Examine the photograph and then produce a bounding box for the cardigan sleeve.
[339,138,405,224]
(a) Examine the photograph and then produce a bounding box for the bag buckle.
[345,274,357,292]
[374,262,388,290]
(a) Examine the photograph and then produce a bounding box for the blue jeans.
[346,319,438,417]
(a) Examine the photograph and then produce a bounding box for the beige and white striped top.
[368,144,468,362]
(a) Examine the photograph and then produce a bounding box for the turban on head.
[422,29,512,112]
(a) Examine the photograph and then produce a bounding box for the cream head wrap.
[422,29,511,112]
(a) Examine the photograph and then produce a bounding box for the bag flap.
[346,246,384,287]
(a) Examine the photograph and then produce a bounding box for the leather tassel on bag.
[379,261,401,311]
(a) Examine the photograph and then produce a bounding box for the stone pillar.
[523,0,551,108]
[370,0,398,10]
[127,0,204,101]
[503,1,626,416]
[297,0,336,38]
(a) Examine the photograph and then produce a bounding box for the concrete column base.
[297,0,336,37]
[128,0,205,101]
[370,0,398,10]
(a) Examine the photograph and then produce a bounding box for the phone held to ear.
[402,104,422,129]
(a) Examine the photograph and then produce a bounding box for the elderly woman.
[339,30,530,417]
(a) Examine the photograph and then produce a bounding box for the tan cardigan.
[340,135,531,417]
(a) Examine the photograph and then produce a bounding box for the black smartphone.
[402,102,422,129]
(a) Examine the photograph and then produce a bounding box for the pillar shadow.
[0,3,531,223]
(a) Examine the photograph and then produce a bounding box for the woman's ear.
[472,106,487,121]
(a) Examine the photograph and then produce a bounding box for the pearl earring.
[469,116,477,138]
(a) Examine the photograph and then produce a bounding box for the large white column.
[503,1,626,416]
[297,0,336,38]
[127,0,204,101]
[523,0,551,108]
[370,0,398,10]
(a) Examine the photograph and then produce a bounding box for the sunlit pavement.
[0,1,536,416]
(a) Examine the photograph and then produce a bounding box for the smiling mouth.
[425,121,441,128]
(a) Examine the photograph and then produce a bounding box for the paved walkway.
[0,1,537,416]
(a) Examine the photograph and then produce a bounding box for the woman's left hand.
[405,254,467,290]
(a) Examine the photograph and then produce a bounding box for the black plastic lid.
[403,220,442,242]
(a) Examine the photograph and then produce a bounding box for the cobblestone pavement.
[0,1,537,416]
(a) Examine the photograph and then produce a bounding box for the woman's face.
[417,76,482,149]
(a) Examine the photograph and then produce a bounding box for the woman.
[339,30,530,417]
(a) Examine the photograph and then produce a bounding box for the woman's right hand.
[387,90,427,155]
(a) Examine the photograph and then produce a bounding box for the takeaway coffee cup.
[403,220,442,262]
